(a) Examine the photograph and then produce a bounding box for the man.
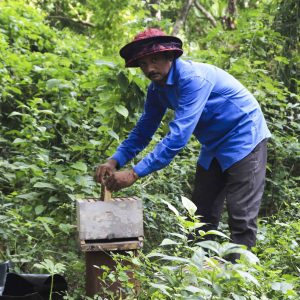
[95,28,271,251]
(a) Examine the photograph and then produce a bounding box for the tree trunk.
[194,1,217,27]
[172,0,195,35]
[222,0,238,30]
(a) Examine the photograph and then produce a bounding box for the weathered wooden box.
[76,197,144,252]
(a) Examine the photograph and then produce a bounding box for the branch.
[146,0,162,21]
[172,0,195,35]
[194,1,217,27]
[227,0,238,16]
[47,15,95,28]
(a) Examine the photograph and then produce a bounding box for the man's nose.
[145,63,155,74]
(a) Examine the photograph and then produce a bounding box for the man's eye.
[151,58,157,63]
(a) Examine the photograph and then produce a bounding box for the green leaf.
[160,238,180,246]
[198,276,213,286]
[115,105,128,118]
[118,271,129,282]
[71,162,87,172]
[203,230,229,239]
[161,200,179,216]
[59,223,75,234]
[223,245,259,263]
[75,175,95,187]
[94,60,115,68]
[149,283,171,296]
[34,259,66,274]
[153,253,190,264]
[196,241,220,255]
[46,79,61,89]
[38,109,54,115]
[8,111,23,117]
[236,270,259,286]
[33,182,56,190]
[169,233,186,240]
[131,257,141,266]
[271,281,294,293]
[35,205,45,215]
[12,138,27,144]
[184,285,202,293]
[8,86,22,95]
[107,130,119,140]
[232,294,246,300]
[41,221,54,237]
[33,65,45,72]
[181,196,197,216]
[49,196,60,203]
[37,217,55,224]
[16,192,40,200]
[36,217,55,237]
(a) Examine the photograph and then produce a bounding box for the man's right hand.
[95,159,118,184]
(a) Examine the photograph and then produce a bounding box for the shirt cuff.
[110,152,128,169]
[133,160,152,178]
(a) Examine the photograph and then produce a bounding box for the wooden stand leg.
[85,251,117,297]
[85,250,139,298]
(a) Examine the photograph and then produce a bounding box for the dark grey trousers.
[191,139,268,249]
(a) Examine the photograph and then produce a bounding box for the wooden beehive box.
[76,194,144,252]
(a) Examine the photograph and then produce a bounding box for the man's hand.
[95,159,118,184]
[105,169,139,192]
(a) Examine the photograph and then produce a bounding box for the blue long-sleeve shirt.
[111,59,271,177]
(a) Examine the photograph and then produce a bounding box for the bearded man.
[95,28,271,253]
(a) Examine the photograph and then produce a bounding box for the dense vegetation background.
[0,0,299,299]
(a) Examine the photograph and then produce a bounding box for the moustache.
[148,72,159,78]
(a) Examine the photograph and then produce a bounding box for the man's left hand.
[105,169,139,192]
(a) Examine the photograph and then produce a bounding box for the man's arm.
[133,76,214,177]
[103,76,214,191]
[95,87,166,184]
[110,88,166,168]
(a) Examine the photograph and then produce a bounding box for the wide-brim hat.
[120,28,183,68]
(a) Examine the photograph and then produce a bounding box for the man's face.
[138,52,173,85]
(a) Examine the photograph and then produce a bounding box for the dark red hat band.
[120,28,183,68]
[125,41,183,67]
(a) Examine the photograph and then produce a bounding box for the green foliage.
[273,0,300,94]
[86,0,149,55]
[249,202,300,299]
[0,0,299,299]
[34,258,66,275]
[0,0,147,196]
[188,4,300,212]
[255,201,300,276]
[98,197,299,299]
[34,259,66,300]
[0,0,145,290]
